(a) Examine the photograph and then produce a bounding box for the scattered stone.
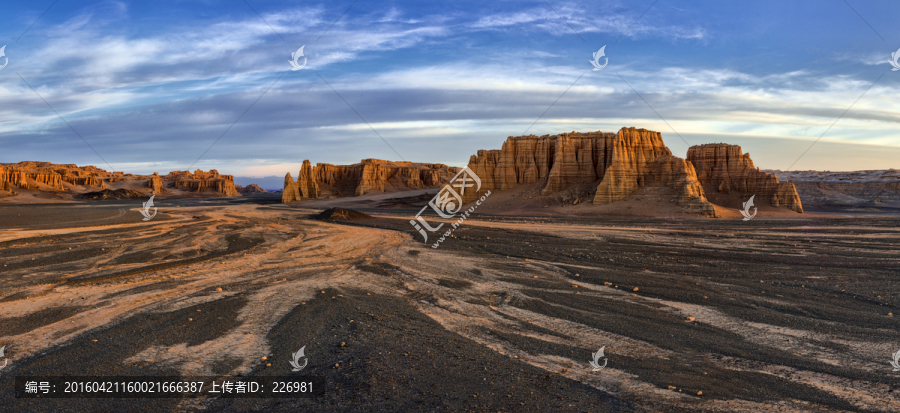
[603,282,613,286]
[697,391,703,396]
[215,288,222,292]
[687,317,695,321]
[668,386,676,390]
[261,357,267,361]
[632,287,639,292]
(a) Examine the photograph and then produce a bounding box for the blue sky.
[2,0,900,179]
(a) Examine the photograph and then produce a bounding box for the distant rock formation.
[687,144,803,213]
[0,162,241,199]
[168,169,241,197]
[148,172,166,194]
[765,169,900,207]
[282,159,459,202]
[0,162,108,192]
[236,184,267,194]
[462,127,717,216]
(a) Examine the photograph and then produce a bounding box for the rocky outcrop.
[460,128,720,216]
[687,144,803,213]
[298,160,319,198]
[148,173,165,194]
[593,128,673,204]
[314,159,454,197]
[462,130,617,203]
[236,184,267,194]
[642,156,717,216]
[169,169,241,197]
[283,159,457,202]
[283,173,301,203]
[0,162,242,198]
[1,162,66,191]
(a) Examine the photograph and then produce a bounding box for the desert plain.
[0,188,898,412]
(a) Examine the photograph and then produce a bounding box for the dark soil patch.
[314,208,374,222]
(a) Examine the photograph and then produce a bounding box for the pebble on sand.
[697,391,703,396]
[668,386,676,390]
[261,357,267,361]
[215,288,222,292]
[632,287,639,292]
[687,317,695,321]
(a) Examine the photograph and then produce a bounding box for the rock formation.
[0,162,242,199]
[169,169,241,197]
[593,128,674,204]
[461,128,717,216]
[283,173,301,203]
[686,144,803,213]
[148,173,165,194]
[236,184,267,194]
[282,159,458,202]
[298,160,319,198]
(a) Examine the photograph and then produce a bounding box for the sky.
[2,0,900,180]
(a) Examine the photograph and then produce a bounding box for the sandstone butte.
[687,144,803,213]
[0,162,241,198]
[283,159,461,203]
[460,127,803,217]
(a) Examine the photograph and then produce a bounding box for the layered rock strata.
[0,162,241,198]
[460,127,717,215]
[687,144,803,213]
[169,169,241,197]
[283,159,458,202]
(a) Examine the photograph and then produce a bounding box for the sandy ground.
[0,196,899,412]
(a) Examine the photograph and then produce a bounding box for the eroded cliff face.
[592,128,673,205]
[460,128,716,215]
[462,130,617,203]
[687,144,803,213]
[168,169,241,197]
[298,160,319,198]
[0,162,242,198]
[283,159,457,202]
[0,162,106,192]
